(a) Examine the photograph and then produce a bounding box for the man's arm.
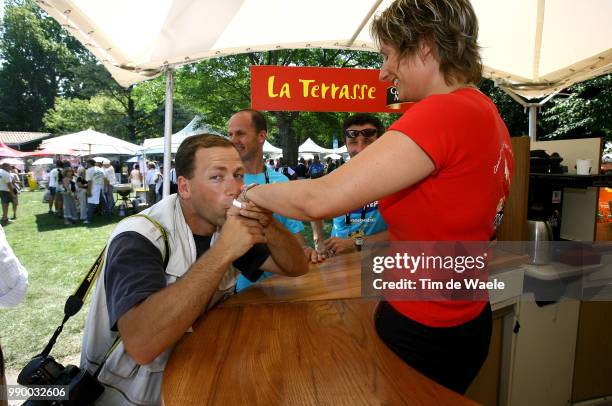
[117,214,266,365]
[324,230,389,256]
[260,217,308,276]
[235,202,308,276]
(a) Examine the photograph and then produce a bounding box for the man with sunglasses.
[315,113,389,256]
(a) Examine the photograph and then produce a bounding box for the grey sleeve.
[104,232,167,331]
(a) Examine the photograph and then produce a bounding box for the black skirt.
[374,300,492,394]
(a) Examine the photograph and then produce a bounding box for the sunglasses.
[345,128,378,139]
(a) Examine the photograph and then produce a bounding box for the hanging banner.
[251,65,411,113]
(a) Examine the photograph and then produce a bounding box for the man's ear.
[258,130,267,144]
[177,176,190,199]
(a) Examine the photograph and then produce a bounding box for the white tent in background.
[324,153,342,160]
[41,129,139,156]
[334,145,347,154]
[263,140,282,154]
[32,157,54,166]
[93,156,111,164]
[0,157,25,170]
[141,116,222,154]
[298,138,335,154]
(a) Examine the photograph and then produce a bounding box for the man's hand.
[238,201,273,229]
[215,212,266,261]
[303,245,325,264]
[323,236,355,257]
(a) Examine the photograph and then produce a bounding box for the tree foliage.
[43,95,128,137]
[0,0,80,130]
[540,74,612,141]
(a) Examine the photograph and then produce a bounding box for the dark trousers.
[147,184,156,206]
[374,300,492,394]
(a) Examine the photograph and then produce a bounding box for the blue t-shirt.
[331,201,387,238]
[236,169,305,291]
[309,162,325,177]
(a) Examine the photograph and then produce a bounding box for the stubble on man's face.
[180,147,245,233]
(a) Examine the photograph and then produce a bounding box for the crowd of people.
[43,159,119,225]
[266,154,344,181]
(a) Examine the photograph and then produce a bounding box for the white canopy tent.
[299,138,335,154]
[324,153,342,160]
[36,0,612,98]
[334,145,348,154]
[41,129,140,156]
[0,157,25,168]
[32,157,54,166]
[263,140,283,154]
[37,0,612,195]
[141,116,222,154]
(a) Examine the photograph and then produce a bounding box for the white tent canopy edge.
[36,0,612,99]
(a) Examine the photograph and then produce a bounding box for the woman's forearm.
[247,179,323,221]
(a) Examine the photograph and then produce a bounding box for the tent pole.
[528,105,538,142]
[162,67,174,198]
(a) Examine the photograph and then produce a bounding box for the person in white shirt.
[103,162,116,217]
[85,159,107,224]
[144,162,160,206]
[47,160,64,216]
[0,164,14,226]
[1,224,28,406]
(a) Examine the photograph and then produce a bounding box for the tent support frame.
[162,67,174,198]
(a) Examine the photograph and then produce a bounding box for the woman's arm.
[245,131,435,221]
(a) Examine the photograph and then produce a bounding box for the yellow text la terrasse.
[267,76,377,100]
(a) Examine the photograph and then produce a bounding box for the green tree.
[0,0,82,130]
[42,95,129,138]
[540,74,612,141]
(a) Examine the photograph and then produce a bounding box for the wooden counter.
[162,250,525,405]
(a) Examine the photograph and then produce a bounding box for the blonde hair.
[371,0,482,85]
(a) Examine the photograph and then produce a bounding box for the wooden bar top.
[162,250,525,405]
[222,248,528,307]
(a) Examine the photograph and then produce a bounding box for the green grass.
[1,189,332,374]
[1,190,116,373]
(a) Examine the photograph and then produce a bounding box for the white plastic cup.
[576,159,592,175]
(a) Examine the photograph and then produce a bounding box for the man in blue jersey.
[315,113,389,256]
[228,109,324,291]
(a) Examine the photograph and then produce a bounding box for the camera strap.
[40,214,170,362]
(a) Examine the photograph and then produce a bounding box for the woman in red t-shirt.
[241,0,514,393]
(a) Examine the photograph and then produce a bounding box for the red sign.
[250,65,411,113]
